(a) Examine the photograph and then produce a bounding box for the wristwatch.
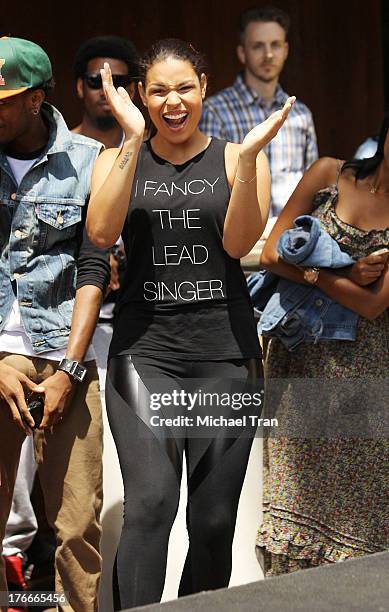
[57,358,87,382]
[303,267,320,285]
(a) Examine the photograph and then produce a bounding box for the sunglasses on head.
[84,73,134,90]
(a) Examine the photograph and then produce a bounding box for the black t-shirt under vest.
[110,138,261,360]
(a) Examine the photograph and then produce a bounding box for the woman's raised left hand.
[100,62,145,141]
[240,97,296,161]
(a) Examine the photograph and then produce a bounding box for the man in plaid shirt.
[200,6,318,232]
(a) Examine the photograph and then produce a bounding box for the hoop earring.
[32,107,40,115]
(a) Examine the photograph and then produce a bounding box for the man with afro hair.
[73,35,139,149]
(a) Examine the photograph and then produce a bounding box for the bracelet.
[235,174,257,184]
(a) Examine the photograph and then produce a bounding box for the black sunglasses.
[84,73,134,90]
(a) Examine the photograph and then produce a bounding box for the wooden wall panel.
[1,0,384,158]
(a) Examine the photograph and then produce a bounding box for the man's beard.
[95,114,118,131]
[257,74,277,83]
[247,63,280,84]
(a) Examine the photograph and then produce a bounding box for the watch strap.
[57,358,87,383]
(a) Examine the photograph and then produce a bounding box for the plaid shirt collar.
[233,73,289,109]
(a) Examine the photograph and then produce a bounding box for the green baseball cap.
[0,36,52,100]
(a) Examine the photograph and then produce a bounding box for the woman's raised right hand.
[239,97,295,163]
[101,62,145,141]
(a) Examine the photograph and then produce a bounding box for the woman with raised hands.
[86,38,294,609]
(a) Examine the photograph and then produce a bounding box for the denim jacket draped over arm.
[249,215,358,351]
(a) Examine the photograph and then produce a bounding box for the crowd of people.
[0,5,388,612]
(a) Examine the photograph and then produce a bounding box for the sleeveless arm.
[223,144,270,258]
[261,157,339,283]
[222,96,295,258]
[86,62,144,248]
[86,138,142,248]
[316,265,389,320]
[262,156,389,319]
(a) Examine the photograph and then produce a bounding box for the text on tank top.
[110,137,260,359]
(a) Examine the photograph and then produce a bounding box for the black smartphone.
[26,396,45,429]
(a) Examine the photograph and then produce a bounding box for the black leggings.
[106,354,262,610]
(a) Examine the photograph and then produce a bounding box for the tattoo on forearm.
[118,151,132,169]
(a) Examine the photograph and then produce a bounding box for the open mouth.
[162,112,189,130]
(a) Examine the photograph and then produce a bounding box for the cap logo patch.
[0,59,5,85]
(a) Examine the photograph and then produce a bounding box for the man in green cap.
[0,37,110,612]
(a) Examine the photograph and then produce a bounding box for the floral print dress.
[256,184,389,575]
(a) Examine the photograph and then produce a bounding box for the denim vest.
[249,215,359,351]
[0,103,102,353]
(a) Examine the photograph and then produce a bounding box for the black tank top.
[109,138,261,359]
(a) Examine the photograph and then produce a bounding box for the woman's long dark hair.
[342,114,389,179]
[139,38,207,83]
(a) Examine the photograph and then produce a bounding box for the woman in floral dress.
[256,115,389,575]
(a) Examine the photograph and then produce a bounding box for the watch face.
[304,269,319,284]
[73,364,87,382]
